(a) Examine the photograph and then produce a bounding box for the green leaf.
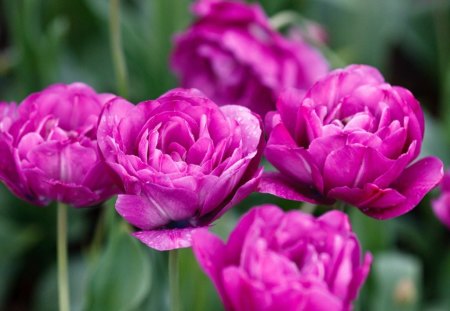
[33,257,89,311]
[179,248,224,311]
[0,218,39,307]
[348,208,393,253]
[84,220,152,311]
[371,252,422,311]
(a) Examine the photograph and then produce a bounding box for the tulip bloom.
[432,171,450,229]
[171,0,328,117]
[193,205,372,311]
[261,65,443,219]
[97,88,264,250]
[0,83,119,207]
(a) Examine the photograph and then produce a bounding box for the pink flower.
[192,205,372,311]
[97,88,264,251]
[260,65,443,219]
[432,170,450,229]
[0,83,119,207]
[171,0,328,117]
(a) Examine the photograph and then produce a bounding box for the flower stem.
[57,201,70,311]
[169,249,181,311]
[335,201,348,212]
[109,0,128,97]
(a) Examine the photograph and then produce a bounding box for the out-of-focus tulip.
[171,0,328,117]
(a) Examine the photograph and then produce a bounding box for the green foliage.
[371,252,421,311]
[84,210,152,311]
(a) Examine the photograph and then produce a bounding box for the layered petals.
[192,205,372,311]
[260,65,443,219]
[0,84,119,207]
[98,88,264,250]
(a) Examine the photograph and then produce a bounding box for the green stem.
[169,250,180,311]
[301,202,317,214]
[88,206,107,261]
[109,0,128,97]
[269,11,302,30]
[335,201,348,212]
[57,202,70,311]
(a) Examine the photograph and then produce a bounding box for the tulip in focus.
[432,170,450,229]
[0,83,119,207]
[192,205,372,311]
[97,88,264,251]
[171,0,328,117]
[261,65,443,219]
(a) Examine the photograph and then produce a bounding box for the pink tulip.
[171,0,328,117]
[97,88,264,250]
[261,65,443,219]
[193,205,372,311]
[0,83,119,207]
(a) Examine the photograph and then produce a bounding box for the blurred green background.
[0,0,450,310]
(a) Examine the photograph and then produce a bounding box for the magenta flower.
[260,65,443,219]
[97,88,264,251]
[432,170,450,229]
[0,83,119,207]
[192,205,372,311]
[171,0,328,117]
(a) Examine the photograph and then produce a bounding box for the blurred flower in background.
[261,65,443,219]
[0,83,120,207]
[97,88,264,250]
[193,205,372,311]
[171,0,328,117]
[432,170,450,229]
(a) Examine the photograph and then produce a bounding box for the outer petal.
[97,97,135,161]
[115,183,199,230]
[0,134,37,204]
[208,167,263,223]
[220,105,262,155]
[133,227,205,251]
[275,88,305,135]
[222,266,270,311]
[21,168,102,207]
[353,157,443,219]
[259,172,332,204]
[26,141,98,184]
[265,143,318,188]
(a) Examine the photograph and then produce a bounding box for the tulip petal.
[378,156,444,219]
[220,105,262,155]
[276,88,305,135]
[222,266,270,311]
[97,97,134,160]
[133,227,205,251]
[208,167,263,223]
[259,172,331,204]
[116,183,199,230]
